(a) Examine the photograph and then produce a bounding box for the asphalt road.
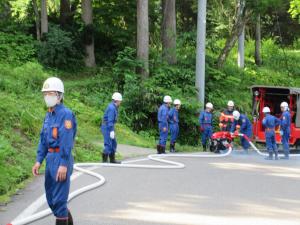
[1,147,300,225]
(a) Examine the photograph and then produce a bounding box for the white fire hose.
[238,133,300,158]
[7,147,233,225]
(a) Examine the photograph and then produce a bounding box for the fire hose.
[7,147,233,225]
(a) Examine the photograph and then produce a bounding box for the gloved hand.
[230,132,234,136]
[280,130,283,136]
[110,131,115,139]
[200,127,204,132]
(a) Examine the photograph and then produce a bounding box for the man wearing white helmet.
[101,92,122,163]
[32,77,77,225]
[219,100,235,131]
[230,110,252,153]
[168,99,181,152]
[199,102,214,151]
[280,102,291,159]
[157,95,172,154]
[262,106,281,160]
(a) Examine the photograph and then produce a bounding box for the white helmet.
[227,100,234,107]
[280,102,289,111]
[42,77,64,93]
[163,95,172,103]
[112,92,123,101]
[262,106,270,113]
[233,110,240,120]
[206,102,213,109]
[173,99,181,105]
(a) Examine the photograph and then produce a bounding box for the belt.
[48,147,60,153]
[266,128,275,131]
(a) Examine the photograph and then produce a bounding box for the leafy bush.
[37,25,82,69]
[0,31,36,63]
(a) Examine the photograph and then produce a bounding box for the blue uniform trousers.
[45,153,73,218]
[170,123,179,144]
[202,126,213,145]
[101,124,117,154]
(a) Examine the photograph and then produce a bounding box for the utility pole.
[237,0,245,68]
[195,0,207,106]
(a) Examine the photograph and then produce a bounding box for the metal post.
[195,0,207,106]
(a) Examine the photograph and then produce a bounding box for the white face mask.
[44,95,58,108]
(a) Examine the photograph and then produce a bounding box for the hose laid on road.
[239,133,300,158]
[7,147,232,225]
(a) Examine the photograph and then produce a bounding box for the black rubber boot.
[265,152,273,160]
[157,145,161,154]
[102,153,108,163]
[68,210,73,225]
[172,142,176,152]
[170,143,175,153]
[202,144,207,152]
[161,146,166,154]
[274,151,279,160]
[109,153,121,164]
[56,219,68,225]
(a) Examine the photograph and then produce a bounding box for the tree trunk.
[60,0,71,27]
[32,0,41,41]
[255,13,262,66]
[41,0,48,38]
[217,0,250,68]
[81,0,96,67]
[162,0,176,64]
[137,0,149,79]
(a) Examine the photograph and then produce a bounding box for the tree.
[32,0,41,41]
[60,0,71,27]
[289,0,300,23]
[255,13,262,65]
[161,0,176,64]
[217,0,250,68]
[137,0,149,78]
[41,0,48,38]
[81,0,96,67]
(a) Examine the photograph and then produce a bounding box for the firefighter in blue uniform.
[262,106,281,160]
[280,102,291,159]
[157,95,172,154]
[199,103,213,151]
[101,92,122,163]
[168,99,181,153]
[32,77,77,225]
[230,110,252,153]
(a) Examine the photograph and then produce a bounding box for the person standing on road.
[262,106,281,160]
[168,99,181,153]
[101,92,122,163]
[280,102,291,159]
[219,100,235,131]
[157,95,172,154]
[230,111,252,153]
[199,103,213,151]
[32,77,77,225]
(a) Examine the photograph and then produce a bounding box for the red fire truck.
[251,85,300,148]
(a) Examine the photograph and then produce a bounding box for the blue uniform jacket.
[230,114,252,134]
[158,104,169,128]
[37,104,77,167]
[262,114,280,133]
[102,102,118,132]
[199,111,212,128]
[168,108,179,124]
[281,111,291,132]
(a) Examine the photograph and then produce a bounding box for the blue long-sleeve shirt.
[199,110,212,128]
[36,104,77,166]
[102,102,118,132]
[262,114,280,129]
[281,111,291,132]
[230,114,252,133]
[168,108,179,124]
[158,104,169,128]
